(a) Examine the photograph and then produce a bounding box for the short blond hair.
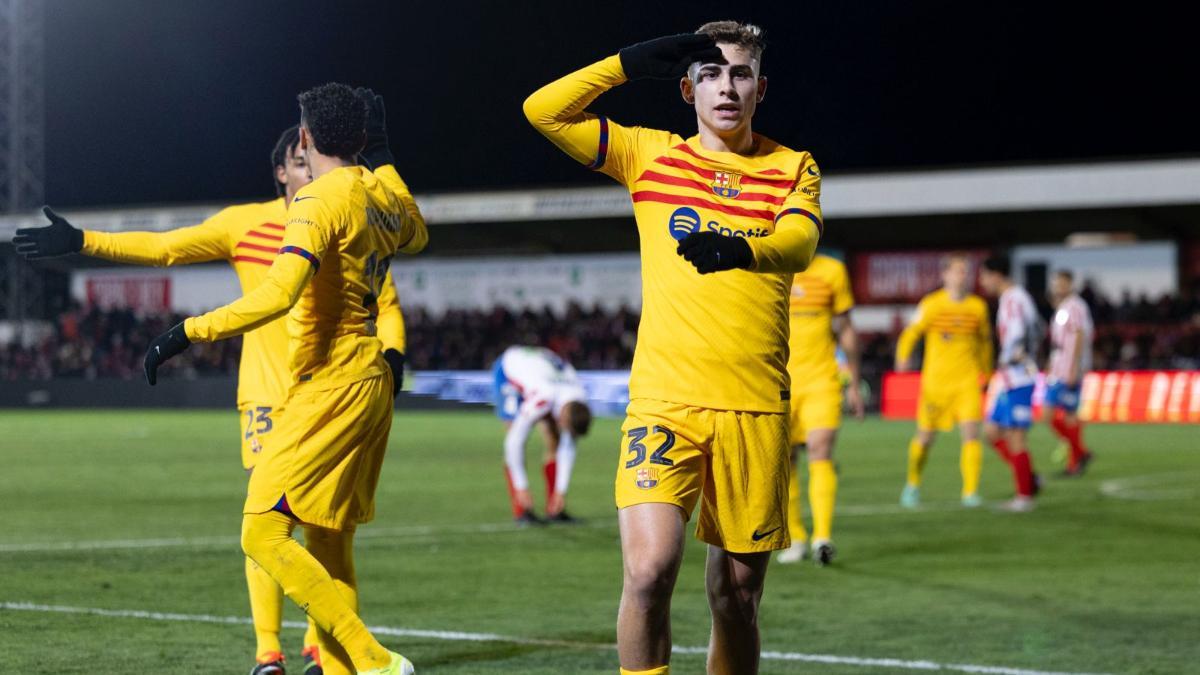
[696,20,766,60]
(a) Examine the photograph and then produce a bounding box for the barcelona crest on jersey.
[636,468,660,489]
[711,171,742,198]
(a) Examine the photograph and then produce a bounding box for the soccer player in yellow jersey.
[13,125,409,674]
[144,85,425,675]
[777,254,863,567]
[526,22,821,675]
[894,254,993,509]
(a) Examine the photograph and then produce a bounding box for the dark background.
[45,0,1190,207]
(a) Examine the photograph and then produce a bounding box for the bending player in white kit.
[979,254,1044,512]
[492,346,593,524]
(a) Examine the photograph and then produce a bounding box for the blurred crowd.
[3,286,1199,381]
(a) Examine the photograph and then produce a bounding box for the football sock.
[1051,412,1088,468]
[245,556,283,661]
[543,460,558,511]
[960,440,983,496]
[304,524,359,675]
[906,438,929,487]
[809,459,837,542]
[504,468,523,517]
[242,511,391,672]
[302,620,320,662]
[1011,450,1035,497]
[786,460,808,543]
[620,667,669,675]
[990,436,1013,463]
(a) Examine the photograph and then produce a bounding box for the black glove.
[144,322,191,386]
[676,232,754,274]
[12,207,84,259]
[355,87,393,169]
[383,348,405,396]
[618,33,725,80]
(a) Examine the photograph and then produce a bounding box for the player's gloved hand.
[676,231,753,274]
[618,33,726,80]
[354,87,393,169]
[12,207,84,259]
[143,322,191,386]
[383,348,405,396]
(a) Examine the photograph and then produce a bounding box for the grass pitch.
[0,410,1196,674]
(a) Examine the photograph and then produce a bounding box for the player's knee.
[623,558,677,610]
[706,575,762,624]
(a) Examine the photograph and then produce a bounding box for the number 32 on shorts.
[625,426,676,468]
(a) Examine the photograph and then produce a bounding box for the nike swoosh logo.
[292,196,317,202]
[751,527,780,541]
[806,166,820,177]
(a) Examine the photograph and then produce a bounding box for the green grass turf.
[0,410,1197,674]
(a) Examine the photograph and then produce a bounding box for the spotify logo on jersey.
[668,206,701,241]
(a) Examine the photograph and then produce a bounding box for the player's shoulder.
[805,254,847,281]
[964,293,989,313]
[752,134,818,176]
[922,288,948,306]
[205,198,286,235]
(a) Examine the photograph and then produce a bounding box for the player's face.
[681,43,766,138]
[943,260,969,296]
[276,143,313,203]
[1050,275,1072,303]
[978,269,1001,297]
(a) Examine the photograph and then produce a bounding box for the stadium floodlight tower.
[0,0,44,321]
[0,0,44,215]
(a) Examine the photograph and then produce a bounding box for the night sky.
[43,0,1191,208]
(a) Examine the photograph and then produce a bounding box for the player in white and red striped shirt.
[1045,270,1095,475]
[979,255,1042,511]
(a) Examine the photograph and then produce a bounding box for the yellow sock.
[906,438,929,487]
[303,618,320,658]
[960,439,983,496]
[242,511,390,672]
[620,667,669,675]
[245,556,284,660]
[786,458,808,543]
[809,459,837,542]
[304,525,359,675]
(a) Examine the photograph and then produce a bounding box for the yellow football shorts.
[239,403,281,470]
[615,398,790,553]
[788,382,842,445]
[917,379,983,431]
[244,372,394,531]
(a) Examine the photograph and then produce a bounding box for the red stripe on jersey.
[246,230,284,242]
[235,241,279,254]
[631,190,776,222]
[761,168,786,175]
[261,222,285,231]
[670,144,797,189]
[637,170,787,205]
[232,255,273,266]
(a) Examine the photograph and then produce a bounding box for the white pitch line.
[0,499,990,554]
[0,601,1109,675]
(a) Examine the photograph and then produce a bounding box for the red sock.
[504,468,523,518]
[1011,451,1035,497]
[1053,416,1088,469]
[542,461,557,511]
[991,437,1013,464]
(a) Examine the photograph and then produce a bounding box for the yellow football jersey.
[525,55,822,412]
[896,289,993,386]
[83,197,408,407]
[184,164,426,391]
[787,255,854,389]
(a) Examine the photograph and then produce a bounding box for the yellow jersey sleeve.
[371,165,428,255]
[896,296,933,364]
[184,198,331,343]
[831,256,854,315]
[524,54,654,186]
[975,299,994,379]
[81,208,235,266]
[375,270,406,353]
[746,156,822,274]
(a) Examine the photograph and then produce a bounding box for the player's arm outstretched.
[14,206,231,265]
[356,87,428,256]
[141,198,331,385]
